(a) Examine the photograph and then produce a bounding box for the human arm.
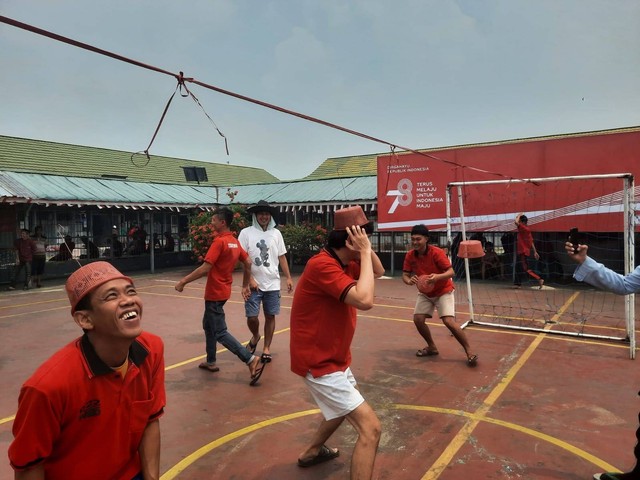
[402,271,418,286]
[532,241,539,260]
[514,213,523,227]
[370,251,385,278]
[278,254,294,293]
[175,261,212,292]
[138,419,161,480]
[343,226,375,310]
[14,465,45,480]
[423,267,454,285]
[241,256,253,300]
[565,242,640,295]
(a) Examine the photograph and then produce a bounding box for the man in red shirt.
[9,229,36,290]
[175,207,264,385]
[9,261,166,480]
[514,213,544,289]
[403,224,478,366]
[290,206,383,479]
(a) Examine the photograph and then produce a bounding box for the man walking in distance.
[238,200,293,363]
[514,213,544,288]
[566,238,640,480]
[9,229,36,290]
[290,206,382,479]
[175,207,265,385]
[403,224,478,366]
[9,262,166,479]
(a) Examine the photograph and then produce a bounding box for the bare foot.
[248,355,261,376]
[538,279,544,289]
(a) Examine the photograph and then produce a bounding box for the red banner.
[377,129,640,232]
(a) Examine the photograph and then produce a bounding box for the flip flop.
[249,363,266,386]
[198,362,220,372]
[416,348,439,357]
[467,354,478,367]
[297,445,340,468]
[261,353,272,364]
[246,336,261,354]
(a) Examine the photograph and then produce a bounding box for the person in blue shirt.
[566,239,640,480]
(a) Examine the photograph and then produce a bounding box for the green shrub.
[280,222,328,265]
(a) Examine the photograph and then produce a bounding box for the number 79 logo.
[386,178,413,214]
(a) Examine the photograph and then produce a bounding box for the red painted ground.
[1,268,639,479]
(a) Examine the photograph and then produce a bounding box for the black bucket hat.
[247,200,279,217]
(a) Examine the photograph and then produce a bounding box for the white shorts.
[414,290,455,318]
[304,368,365,421]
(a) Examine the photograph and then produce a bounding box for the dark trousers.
[10,260,31,288]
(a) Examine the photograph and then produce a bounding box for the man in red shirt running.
[514,213,544,289]
[175,207,265,385]
[403,224,478,366]
[290,206,383,479]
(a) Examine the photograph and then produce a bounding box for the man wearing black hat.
[238,200,293,363]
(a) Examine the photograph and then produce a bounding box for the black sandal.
[261,353,272,363]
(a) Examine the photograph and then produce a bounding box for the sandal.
[261,353,272,364]
[416,347,439,357]
[250,364,266,386]
[297,445,340,468]
[198,362,220,372]
[246,336,261,354]
[467,354,478,367]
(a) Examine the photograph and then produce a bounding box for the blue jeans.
[244,289,281,317]
[203,300,253,365]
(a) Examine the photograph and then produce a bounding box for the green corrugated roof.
[0,171,377,210]
[0,135,280,186]
[304,154,378,179]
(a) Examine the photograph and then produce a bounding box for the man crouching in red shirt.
[8,262,166,480]
[290,206,384,479]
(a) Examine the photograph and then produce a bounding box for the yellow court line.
[394,404,619,473]
[421,291,582,480]
[0,327,292,425]
[159,402,618,479]
[160,409,321,479]
[164,327,290,371]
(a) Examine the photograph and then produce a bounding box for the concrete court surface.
[1,267,639,480]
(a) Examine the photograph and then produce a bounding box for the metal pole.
[624,175,635,358]
[456,185,475,325]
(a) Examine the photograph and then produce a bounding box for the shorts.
[244,289,281,317]
[414,290,455,318]
[303,368,365,420]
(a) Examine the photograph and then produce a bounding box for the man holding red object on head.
[290,205,384,479]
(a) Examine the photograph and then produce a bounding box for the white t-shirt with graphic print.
[238,226,287,291]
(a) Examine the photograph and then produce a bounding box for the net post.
[456,184,475,324]
[624,175,636,359]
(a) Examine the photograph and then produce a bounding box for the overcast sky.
[1,1,639,181]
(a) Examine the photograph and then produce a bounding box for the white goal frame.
[445,173,636,359]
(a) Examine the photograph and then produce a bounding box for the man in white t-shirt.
[238,200,293,363]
